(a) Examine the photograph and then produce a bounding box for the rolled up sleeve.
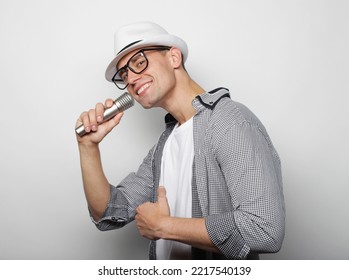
[205,212,250,258]
[90,184,129,231]
[90,145,156,231]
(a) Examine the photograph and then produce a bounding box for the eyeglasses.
[112,46,171,90]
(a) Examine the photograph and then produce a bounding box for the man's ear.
[169,47,183,69]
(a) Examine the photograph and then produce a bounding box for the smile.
[137,82,151,95]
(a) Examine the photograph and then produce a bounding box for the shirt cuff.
[205,212,250,259]
[90,185,129,231]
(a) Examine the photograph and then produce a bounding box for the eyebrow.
[117,49,142,71]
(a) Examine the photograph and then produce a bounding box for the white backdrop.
[0,0,348,260]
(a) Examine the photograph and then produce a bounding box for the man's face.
[116,47,177,109]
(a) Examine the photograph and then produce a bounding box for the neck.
[162,76,205,124]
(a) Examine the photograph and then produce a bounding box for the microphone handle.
[75,92,134,137]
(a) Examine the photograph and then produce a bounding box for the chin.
[141,104,154,109]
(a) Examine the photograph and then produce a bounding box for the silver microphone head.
[75,92,134,137]
[115,92,134,111]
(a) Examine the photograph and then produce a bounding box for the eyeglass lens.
[119,52,148,83]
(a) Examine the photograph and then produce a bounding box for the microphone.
[75,92,134,137]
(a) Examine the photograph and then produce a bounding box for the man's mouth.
[137,82,151,95]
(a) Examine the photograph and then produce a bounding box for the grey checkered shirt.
[92,87,285,259]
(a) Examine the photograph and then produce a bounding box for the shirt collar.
[165,87,231,126]
[193,87,230,111]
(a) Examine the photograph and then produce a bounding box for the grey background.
[0,0,348,260]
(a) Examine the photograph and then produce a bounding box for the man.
[75,21,285,260]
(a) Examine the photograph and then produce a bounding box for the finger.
[157,186,167,198]
[157,186,170,215]
[75,113,83,128]
[95,102,104,123]
[104,98,114,108]
[136,202,146,214]
[78,111,91,133]
[88,109,98,132]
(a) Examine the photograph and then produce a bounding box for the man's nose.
[127,69,141,84]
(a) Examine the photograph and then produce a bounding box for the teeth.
[137,83,151,95]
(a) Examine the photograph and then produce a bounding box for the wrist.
[78,141,100,156]
[158,216,175,240]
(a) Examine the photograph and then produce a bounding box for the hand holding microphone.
[75,92,134,137]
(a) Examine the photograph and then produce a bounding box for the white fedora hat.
[105,21,188,82]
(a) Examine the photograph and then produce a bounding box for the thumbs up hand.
[135,186,170,240]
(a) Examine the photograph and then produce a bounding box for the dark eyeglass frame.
[112,46,171,90]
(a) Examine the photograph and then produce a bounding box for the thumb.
[157,186,167,200]
[157,186,170,215]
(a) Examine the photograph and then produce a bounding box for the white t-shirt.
[156,117,194,259]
